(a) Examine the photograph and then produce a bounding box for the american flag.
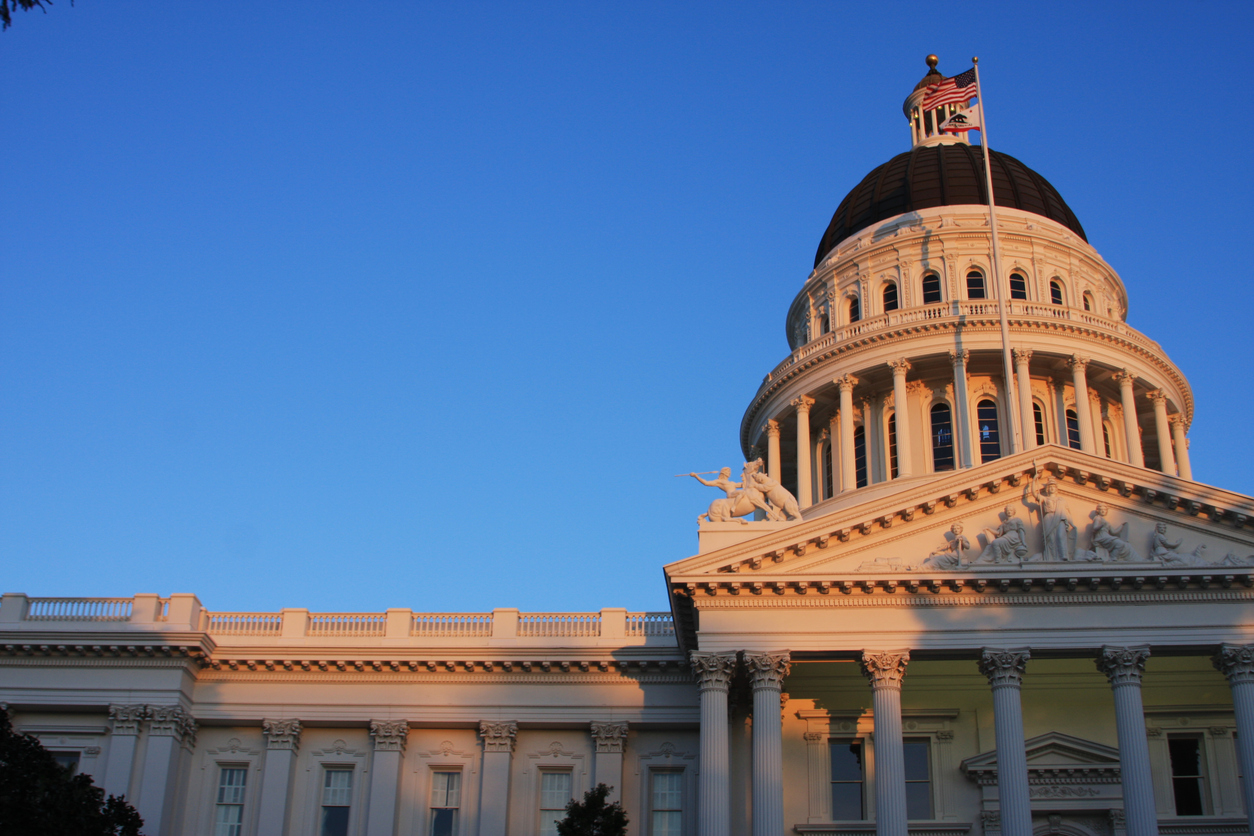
[922,68,977,110]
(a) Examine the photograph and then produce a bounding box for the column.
[1114,371,1144,467]
[478,721,517,836]
[136,706,196,836]
[103,704,146,800]
[1068,356,1097,454]
[1213,645,1254,836]
[1096,647,1158,836]
[793,396,815,507]
[828,414,841,495]
[949,351,973,468]
[690,652,736,836]
[745,652,791,836]
[815,429,829,501]
[837,375,858,491]
[1148,391,1176,475]
[863,397,879,483]
[1013,349,1035,450]
[1170,416,1192,480]
[979,650,1033,836]
[861,651,910,836]
[257,719,301,836]
[590,722,629,804]
[765,420,782,484]
[366,720,409,836]
[889,360,915,477]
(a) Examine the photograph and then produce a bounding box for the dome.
[814,144,1087,267]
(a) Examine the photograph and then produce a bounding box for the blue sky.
[3,2,1251,614]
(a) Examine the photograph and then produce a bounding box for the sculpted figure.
[693,460,798,523]
[1028,473,1077,561]
[976,505,1029,564]
[1091,504,1139,562]
[1151,522,1211,567]
[914,523,970,571]
[742,459,804,521]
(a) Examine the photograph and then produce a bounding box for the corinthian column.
[861,651,910,836]
[793,396,815,507]
[979,650,1032,836]
[765,420,782,483]
[478,721,517,835]
[1147,391,1175,475]
[888,360,915,477]
[690,652,737,836]
[1068,356,1096,454]
[366,720,408,836]
[257,719,301,836]
[828,414,841,495]
[1213,645,1254,836]
[949,350,972,468]
[1096,647,1158,836]
[1169,416,1192,480]
[836,376,858,491]
[745,652,791,836]
[1013,349,1034,450]
[1114,371,1144,467]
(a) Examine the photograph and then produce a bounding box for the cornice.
[0,643,207,663]
[688,588,1254,607]
[196,669,695,686]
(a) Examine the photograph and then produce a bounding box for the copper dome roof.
[814,144,1087,267]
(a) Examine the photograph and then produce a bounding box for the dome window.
[883,282,899,312]
[1010,273,1028,300]
[887,412,899,478]
[978,399,1001,463]
[1050,280,1064,306]
[921,273,942,305]
[1083,292,1095,312]
[966,271,987,300]
[1065,409,1082,449]
[930,403,955,472]
[1103,422,1113,458]
[848,295,861,323]
[1032,402,1048,446]
[854,425,868,488]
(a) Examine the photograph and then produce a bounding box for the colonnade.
[691,644,1254,836]
[757,352,1192,509]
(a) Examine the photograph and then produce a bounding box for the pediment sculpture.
[691,458,802,524]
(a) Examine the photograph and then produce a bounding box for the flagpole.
[972,56,1023,455]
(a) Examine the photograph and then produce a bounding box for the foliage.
[1,0,71,31]
[556,783,628,836]
[0,708,144,836]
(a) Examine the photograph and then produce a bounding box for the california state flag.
[939,106,981,134]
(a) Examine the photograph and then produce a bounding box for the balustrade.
[26,597,132,621]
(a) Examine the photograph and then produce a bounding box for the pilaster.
[479,720,518,836]
[590,721,629,803]
[258,719,301,836]
[366,720,409,836]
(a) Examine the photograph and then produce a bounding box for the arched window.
[1083,292,1094,312]
[1032,402,1047,446]
[1009,272,1028,300]
[922,273,942,305]
[822,440,833,499]
[883,282,899,312]
[977,399,1001,463]
[930,403,955,472]
[820,313,830,335]
[1103,422,1113,458]
[853,426,868,488]
[1065,409,1082,449]
[848,295,861,323]
[1050,280,1064,306]
[967,270,987,300]
[887,412,899,478]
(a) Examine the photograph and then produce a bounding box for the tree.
[556,783,628,836]
[1,0,71,31]
[0,708,144,836]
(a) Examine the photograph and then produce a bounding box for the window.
[930,403,954,472]
[1168,735,1207,815]
[51,752,81,775]
[650,770,683,836]
[1032,402,1047,446]
[820,313,830,335]
[539,771,572,836]
[888,413,899,479]
[430,771,461,836]
[215,767,247,836]
[1083,292,1094,311]
[1009,272,1027,300]
[922,273,942,304]
[848,296,860,323]
[1102,423,1113,458]
[1065,409,1081,450]
[966,270,986,299]
[830,739,865,820]
[904,739,932,819]
[853,426,867,488]
[882,282,899,312]
[977,399,1001,463]
[1050,280,1064,306]
[321,768,353,836]
[822,440,834,500]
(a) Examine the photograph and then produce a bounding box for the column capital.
[888,358,912,376]
[790,395,815,414]
[1012,347,1033,364]
[979,648,1030,689]
[262,718,302,751]
[744,651,791,691]
[108,704,148,736]
[948,349,970,366]
[1213,644,1254,683]
[828,412,840,429]
[1169,414,1187,430]
[1147,388,1168,405]
[590,721,629,754]
[763,419,781,439]
[370,719,410,752]
[1067,354,1090,373]
[1113,369,1137,386]
[1096,645,1150,685]
[148,705,197,745]
[861,650,910,689]
[479,720,518,753]
[690,651,737,692]
[835,374,859,393]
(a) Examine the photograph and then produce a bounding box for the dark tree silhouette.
[556,783,628,836]
[1,0,71,30]
[0,708,144,836]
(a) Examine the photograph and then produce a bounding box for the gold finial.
[926,54,939,69]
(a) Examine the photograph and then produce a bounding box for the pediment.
[962,732,1120,773]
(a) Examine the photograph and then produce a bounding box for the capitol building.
[3,60,1254,836]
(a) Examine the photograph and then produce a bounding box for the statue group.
[691,459,802,524]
